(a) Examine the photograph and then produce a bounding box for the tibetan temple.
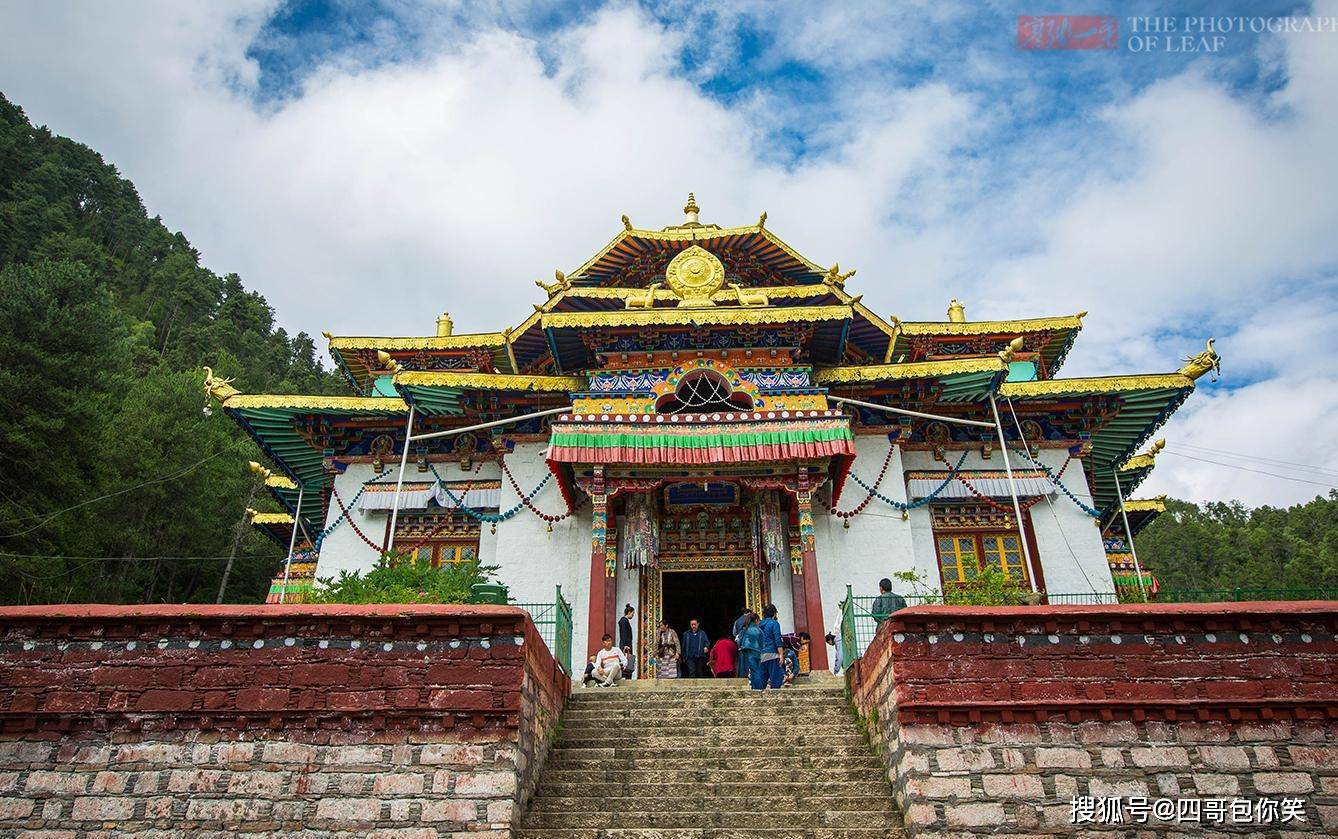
[206,196,1219,672]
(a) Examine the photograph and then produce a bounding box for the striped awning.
[545,415,854,466]
[907,469,1052,500]
[359,481,502,511]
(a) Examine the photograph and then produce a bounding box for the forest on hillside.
[0,91,1334,605]
[0,93,341,605]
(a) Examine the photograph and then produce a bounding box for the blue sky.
[0,0,1335,505]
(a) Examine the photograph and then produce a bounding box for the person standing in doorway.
[654,619,681,679]
[751,604,786,691]
[681,619,710,679]
[871,577,908,624]
[737,613,763,683]
[617,604,635,679]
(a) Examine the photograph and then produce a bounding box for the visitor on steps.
[731,607,752,674]
[825,632,843,675]
[618,604,635,679]
[750,604,786,690]
[708,633,738,678]
[871,577,908,624]
[591,634,627,687]
[654,619,681,679]
[681,619,710,678]
[737,612,763,682]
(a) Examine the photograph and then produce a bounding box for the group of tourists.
[585,577,907,688]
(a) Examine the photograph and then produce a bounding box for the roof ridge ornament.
[202,366,241,403]
[947,298,966,323]
[536,270,570,297]
[684,192,700,224]
[824,263,856,288]
[1179,338,1221,381]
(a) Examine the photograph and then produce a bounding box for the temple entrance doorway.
[662,569,744,646]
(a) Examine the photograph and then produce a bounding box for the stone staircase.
[515,678,906,839]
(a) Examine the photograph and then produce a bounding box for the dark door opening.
[661,570,746,649]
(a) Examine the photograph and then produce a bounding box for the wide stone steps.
[523,810,901,830]
[514,830,897,839]
[516,683,904,838]
[536,780,887,798]
[529,795,892,813]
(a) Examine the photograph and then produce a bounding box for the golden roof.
[896,313,1086,336]
[1000,373,1194,398]
[393,371,585,391]
[222,394,409,411]
[327,332,508,351]
[540,305,852,330]
[814,357,1005,384]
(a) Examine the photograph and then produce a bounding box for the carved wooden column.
[585,468,613,661]
[793,481,829,672]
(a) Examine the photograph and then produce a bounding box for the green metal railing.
[516,585,573,676]
[837,585,1338,667]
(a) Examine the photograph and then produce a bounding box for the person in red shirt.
[708,634,739,678]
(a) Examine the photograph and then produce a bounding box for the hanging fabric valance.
[905,469,1051,500]
[358,481,502,511]
[618,493,660,569]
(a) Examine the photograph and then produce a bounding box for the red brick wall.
[0,604,569,834]
[847,602,1338,837]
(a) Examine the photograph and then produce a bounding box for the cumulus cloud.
[0,0,1333,506]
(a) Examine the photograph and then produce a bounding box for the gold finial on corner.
[247,461,271,480]
[758,211,767,229]
[947,299,966,323]
[375,350,403,375]
[245,507,259,522]
[321,331,334,341]
[536,269,570,297]
[1179,338,1221,381]
[998,336,1025,364]
[1076,310,1088,319]
[202,366,241,403]
[621,214,633,231]
[824,264,855,287]
[1148,438,1166,457]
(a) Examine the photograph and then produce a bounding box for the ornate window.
[654,368,754,414]
[930,503,1029,586]
[413,539,479,567]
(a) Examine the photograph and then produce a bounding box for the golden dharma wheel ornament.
[664,244,724,308]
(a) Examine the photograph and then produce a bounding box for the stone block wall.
[0,603,568,835]
[847,602,1338,837]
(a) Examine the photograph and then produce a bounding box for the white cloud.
[0,1,1334,506]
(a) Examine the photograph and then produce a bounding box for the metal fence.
[515,585,573,676]
[837,585,1338,668]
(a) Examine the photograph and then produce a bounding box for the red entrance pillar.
[793,490,829,672]
[586,490,615,661]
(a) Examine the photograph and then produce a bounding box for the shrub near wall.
[847,602,1338,838]
[0,604,568,835]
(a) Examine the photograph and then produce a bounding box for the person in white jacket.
[591,633,628,687]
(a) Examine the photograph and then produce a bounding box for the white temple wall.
[901,448,1113,596]
[313,462,384,583]
[1025,448,1115,596]
[769,565,796,635]
[492,443,589,654]
[813,435,915,638]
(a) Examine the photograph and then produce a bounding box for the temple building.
[206,196,1219,672]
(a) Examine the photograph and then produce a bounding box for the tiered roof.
[209,196,1216,531]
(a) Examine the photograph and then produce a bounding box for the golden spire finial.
[245,507,259,522]
[947,299,966,323]
[621,214,633,231]
[1148,438,1166,457]
[247,461,271,480]
[758,211,767,229]
[998,336,1025,364]
[375,350,403,375]
[321,331,333,341]
[436,312,453,337]
[683,192,700,225]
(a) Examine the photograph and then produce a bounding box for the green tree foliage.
[310,554,500,605]
[1137,494,1338,593]
[0,93,341,604]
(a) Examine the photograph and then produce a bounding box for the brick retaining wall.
[0,604,569,835]
[847,602,1338,837]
